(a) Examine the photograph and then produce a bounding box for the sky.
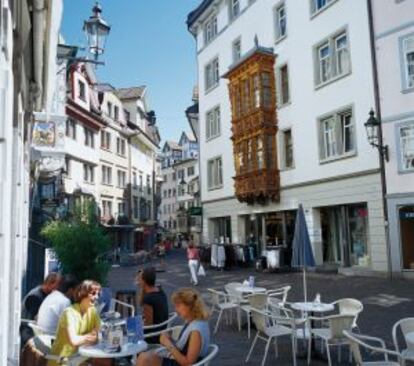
[61,0,200,144]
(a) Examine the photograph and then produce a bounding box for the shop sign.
[400,211,414,220]
[189,207,202,216]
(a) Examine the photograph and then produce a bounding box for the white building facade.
[372,0,414,275]
[188,0,388,273]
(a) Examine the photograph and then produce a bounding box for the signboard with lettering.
[189,207,202,216]
[400,210,414,220]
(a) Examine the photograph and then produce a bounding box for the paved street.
[108,249,414,365]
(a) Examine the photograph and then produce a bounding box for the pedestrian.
[136,288,210,366]
[37,274,80,335]
[187,242,200,286]
[136,267,169,344]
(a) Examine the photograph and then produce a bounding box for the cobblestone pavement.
[108,249,414,366]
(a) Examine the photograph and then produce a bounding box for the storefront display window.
[348,204,369,267]
[400,206,414,270]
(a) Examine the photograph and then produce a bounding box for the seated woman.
[137,288,210,366]
[48,280,110,366]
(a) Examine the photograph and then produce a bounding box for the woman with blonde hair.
[48,280,110,366]
[137,288,210,366]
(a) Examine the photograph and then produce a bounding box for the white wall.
[373,0,414,195]
[195,0,379,203]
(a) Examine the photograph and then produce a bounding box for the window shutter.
[318,120,325,160]
[335,114,343,155]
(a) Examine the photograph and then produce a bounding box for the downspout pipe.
[367,0,392,278]
[32,0,45,111]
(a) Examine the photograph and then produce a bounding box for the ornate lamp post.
[364,109,389,161]
[83,2,111,63]
[365,109,392,277]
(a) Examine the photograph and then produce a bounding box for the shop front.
[399,206,414,270]
[320,203,370,268]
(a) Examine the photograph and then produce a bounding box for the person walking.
[187,242,200,286]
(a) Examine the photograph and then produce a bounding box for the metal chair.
[307,314,355,366]
[344,330,402,365]
[240,293,268,339]
[143,312,178,340]
[245,308,297,366]
[208,288,240,333]
[331,298,364,330]
[193,344,219,366]
[109,298,135,317]
[266,285,291,305]
[392,317,414,365]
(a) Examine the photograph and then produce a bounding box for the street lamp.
[83,2,111,63]
[364,109,389,161]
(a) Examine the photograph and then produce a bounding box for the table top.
[79,341,147,358]
[291,302,335,313]
[235,286,267,294]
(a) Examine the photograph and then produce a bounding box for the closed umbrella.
[291,204,316,303]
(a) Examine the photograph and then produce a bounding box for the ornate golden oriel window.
[224,43,280,204]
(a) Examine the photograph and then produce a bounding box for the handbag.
[197,264,206,277]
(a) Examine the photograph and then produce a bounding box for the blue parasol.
[291,204,316,302]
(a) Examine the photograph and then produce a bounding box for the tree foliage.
[41,200,111,284]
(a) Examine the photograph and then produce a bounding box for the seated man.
[20,272,61,345]
[137,267,169,344]
[22,272,61,321]
[37,274,80,334]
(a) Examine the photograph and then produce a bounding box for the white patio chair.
[268,302,307,350]
[331,298,364,330]
[266,285,291,305]
[245,308,297,366]
[21,318,53,337]
[392,317,414,365]
[193,344,219,366]
[344,330,402,365]
[143,312,178,340]
[109,298,135,317]
[240,293,268,339]
[307,314,355,366]
[208,288,240,333]
[155,343,219,366]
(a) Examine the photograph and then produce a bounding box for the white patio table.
[235,285,267,294]
[79,340,148,359]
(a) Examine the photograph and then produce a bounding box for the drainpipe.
[32,0,46,111]
[367,0,392,278]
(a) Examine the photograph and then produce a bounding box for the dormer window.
[114,106,119,121]
[78,80,86,101]
[107,102,113,117]
[204,15,217,45]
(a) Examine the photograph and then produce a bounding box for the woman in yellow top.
[48,280,110,366]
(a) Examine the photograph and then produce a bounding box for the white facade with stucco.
[188,0,388,272]
[372,0,414,275]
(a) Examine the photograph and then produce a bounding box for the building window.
[205,57,220,92]
[118,201,126,216]
[114,106,119,121]
[117,170,126,188]
[311,0,336,15]
[163,174,167,182]
[65,157,71,177]
[230,0,240,19]
[124,109,131,121]
[163,190,167,198]
[146,174,151,194]
[315,30,351,86]
[133,172,137,187]
[204,15,217,45]
[139,174,143,191]
[187,166,195,176]
[100,130,111,150]
[133,196,139,219]
[401,35,414,90]
[178,169,184,180]
[83,164,94,183]
[206,106,221,140]
[278,64,290,106]
[172,188,176,197]
[78,80,86,101]
[275,2,287,41]
[101,165,112,185]
[319,108,355,161]
[281,129,294,169]
[102,200,112,217]
[232,38,242,62]
[116,137,126,156]
[84,128,94,148]
[172,172,176,181]
[66,119,76,140]
[207,157,223,190]
[399,123,414,171]
[107,102,112,117]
